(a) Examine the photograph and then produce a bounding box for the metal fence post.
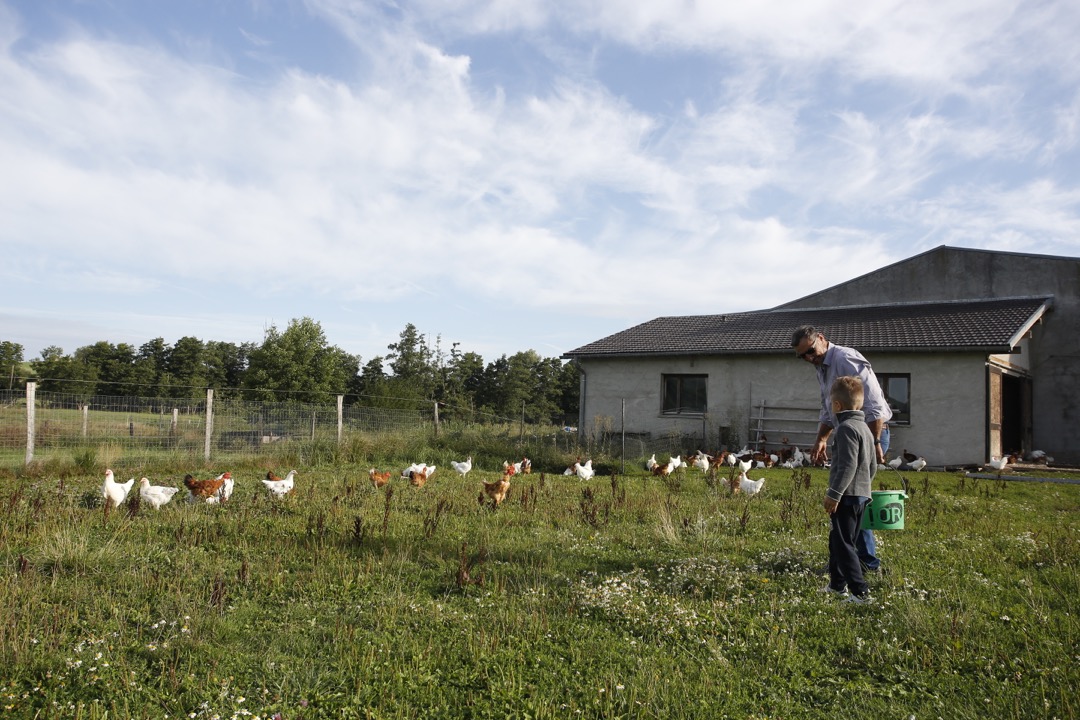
[25,381,35,466]
[204,388,214,462]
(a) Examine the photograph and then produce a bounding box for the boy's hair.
[830,375,865,411]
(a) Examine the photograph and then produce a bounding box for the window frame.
[878,373,911,425]
[661,373,708,415]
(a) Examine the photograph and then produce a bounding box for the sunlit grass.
[0,451,1077,718]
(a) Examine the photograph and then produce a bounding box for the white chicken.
[791,447,807,466]
[737,471,766,496]
[567,459,594,481]
[451,456,473,478]
[670,455,686,471]
[403,462,436,478]
[736,454,753,474]
[262,469,296,498]
[101,469,134,509]
[138,477,178,510]
[986,457,1009,474]
[692,452,710,472]
[1025,450,1053,464]
[646,453,658,471]
[908,457,927,472]
[887,456,903,470]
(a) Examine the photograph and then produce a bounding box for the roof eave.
[1006,299,1053,348]
[565,345,1016,360]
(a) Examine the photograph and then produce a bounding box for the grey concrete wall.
[578,350,990,467]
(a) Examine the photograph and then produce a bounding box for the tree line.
[2,319,580,425]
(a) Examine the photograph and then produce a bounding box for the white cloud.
[1,0,1078,362]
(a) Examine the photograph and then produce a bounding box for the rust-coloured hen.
[409,467,431,488]
[482,472,511,507]
[183,473,225,500]
[369,468,392,489]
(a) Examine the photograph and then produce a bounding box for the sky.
[2,0,1079,368]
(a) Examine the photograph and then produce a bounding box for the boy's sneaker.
[821,585,846,597]
[845,593,872,604]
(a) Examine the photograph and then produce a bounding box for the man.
[791,325,892,572]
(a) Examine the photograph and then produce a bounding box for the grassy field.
[0,445,1077,719]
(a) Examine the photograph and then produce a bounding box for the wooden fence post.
[204,388,214,462]
[25,381,35,466]
[433,401,440,437]
[621,398,626,475]
[82,405,89,439]
[337,395,344,445]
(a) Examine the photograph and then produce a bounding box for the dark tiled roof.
[563,297,1053,359]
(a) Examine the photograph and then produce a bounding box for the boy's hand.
[823,497,838,515]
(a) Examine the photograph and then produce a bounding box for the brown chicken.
[409,467,431,488]
[369,468,392,489]
[482,472,511,507]
[183,473,225,499]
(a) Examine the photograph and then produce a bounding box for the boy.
[823,375,877,603]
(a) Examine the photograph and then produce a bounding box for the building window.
[662,374,707,414]
[879,373,910,425]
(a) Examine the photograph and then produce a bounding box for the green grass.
[0,455,1077,719]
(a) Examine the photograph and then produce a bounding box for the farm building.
[562,246,1080,467]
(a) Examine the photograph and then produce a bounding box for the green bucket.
[861,490,908,530]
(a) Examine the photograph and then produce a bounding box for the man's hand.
[823,496,838,514]
[812,437,829,465]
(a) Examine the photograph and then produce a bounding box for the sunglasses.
[795,337,820,360]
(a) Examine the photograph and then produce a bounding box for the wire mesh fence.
[0,386,426,465]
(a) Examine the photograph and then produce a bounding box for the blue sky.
[2,0,1078,366]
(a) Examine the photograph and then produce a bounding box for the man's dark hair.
[790,325,819,347]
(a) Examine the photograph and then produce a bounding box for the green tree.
[386,323,435,398]
[0,340,25,391]
[166,336,207,398]
[476,351,576,424]
[437,344,484,420]
[73,342,142,396]
[243,318,358,402]
[205,341,251,399]
[31,346,98,398]
[352,356,387,397]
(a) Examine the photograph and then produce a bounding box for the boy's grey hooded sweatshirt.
[826,409,877,502]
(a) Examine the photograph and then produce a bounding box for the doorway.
[988,366,1032,460]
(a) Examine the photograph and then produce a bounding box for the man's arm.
[867,417,885,464]
[812,423,832,464]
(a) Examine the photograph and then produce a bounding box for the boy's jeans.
[829,495,870,597]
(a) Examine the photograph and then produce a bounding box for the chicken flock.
[100,437,1041,516]
[100,467,295,511]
